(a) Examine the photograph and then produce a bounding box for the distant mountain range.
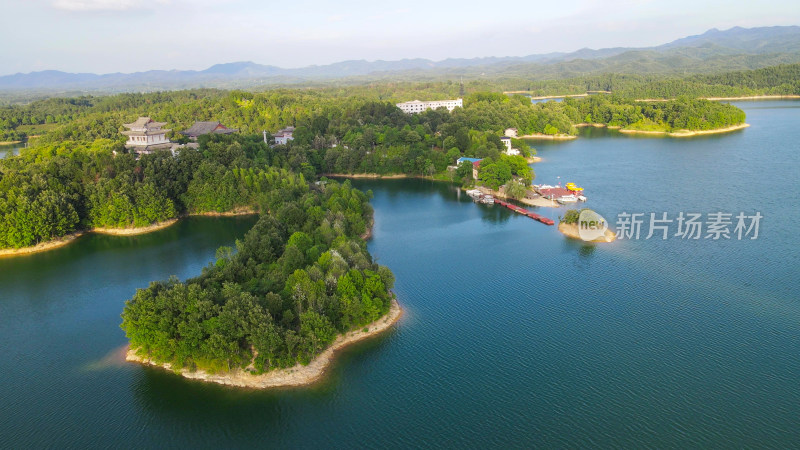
[2,26,799,93]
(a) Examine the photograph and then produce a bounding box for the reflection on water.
[0,142,24,158]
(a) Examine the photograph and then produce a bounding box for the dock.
[494,199,555,225]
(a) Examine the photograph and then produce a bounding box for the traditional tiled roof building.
[181,121,237,140]
[122,117,172,154]
[273,126,295,145]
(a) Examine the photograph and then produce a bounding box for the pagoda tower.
[122,117,172,154]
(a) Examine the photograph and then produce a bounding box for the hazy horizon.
[2,0,799,76]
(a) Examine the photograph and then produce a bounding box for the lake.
[1,100,798,447]
[0,142,24,158]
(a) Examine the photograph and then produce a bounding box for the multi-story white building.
[396,98,463,114]
[500,136,520,156]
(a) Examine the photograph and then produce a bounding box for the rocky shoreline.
[127,298,403,389]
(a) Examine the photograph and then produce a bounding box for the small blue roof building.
[456,157,482,165]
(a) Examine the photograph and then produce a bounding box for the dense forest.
[501,63,800,98]
[0,63,784,143]
[121,177,395,373]
[0,86,747,249]
[0,134,292,248]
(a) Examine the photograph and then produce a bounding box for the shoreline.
[575,123,622,129]
[324,173,410,179]
[519,133,577,140]
[361,217,375,240]
[703,95,800,101]
[636,95,800,102]
[91,219,179,236]
[0,232,85,257]
[558,222,617,243]
[190,208,258,217]
[666,123,750,137]
[127,298,403,389]
[618,123,750,137]
[0,140,23,146]
[574,122,749,137]
[323,173,447,181]
[0,210,259,257]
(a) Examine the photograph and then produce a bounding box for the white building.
[396,98,463,114]
[122,117,173,154]
[504,128,518,138]
[500,136,520,156]
[273,126,295,145]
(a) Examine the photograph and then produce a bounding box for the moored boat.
[557,195,578,204]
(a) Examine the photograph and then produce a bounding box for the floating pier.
[494,199,555,226]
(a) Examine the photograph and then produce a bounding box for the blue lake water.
[0,101,798,447]
[0,142,23,158]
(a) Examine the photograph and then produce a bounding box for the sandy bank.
[667,123,750,137]
[519,133,577,140]
[575,123,621,129]
[0,140,23,146]
[558,222,617,243]
[635,95,800,102]
[0,232,85,257]
[526,156,542,163]
[190,208,258,217]
[0,210,259,257]
[92,219,179,236]
[324,173,409,179]
[324,173,452,183]
[617,123,749,137]
[127,298,403,389]
[703,95,800,101]
[617,128,669,135]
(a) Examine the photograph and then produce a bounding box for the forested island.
[121,171,400,382]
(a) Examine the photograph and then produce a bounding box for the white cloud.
[51,0,168,11]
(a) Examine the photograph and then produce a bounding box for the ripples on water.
[1,102,799,447]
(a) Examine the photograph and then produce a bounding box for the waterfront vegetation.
[559,209,584,225]
[0,82,749,249]
[1,63,783,143]
[121,178,395,373]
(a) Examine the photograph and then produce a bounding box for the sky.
[1,0,798,75]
